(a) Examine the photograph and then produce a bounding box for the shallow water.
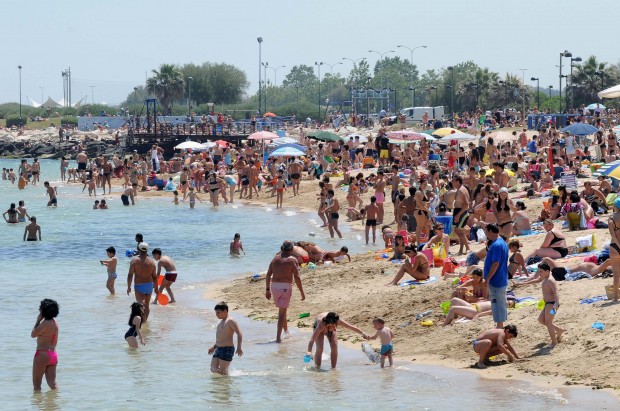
[0,159,617,410]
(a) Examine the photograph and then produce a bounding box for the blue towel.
[514,296,536,303]
[580,295,608,304]
[400,276,438,286]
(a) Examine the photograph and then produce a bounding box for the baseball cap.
[138,242,149,252]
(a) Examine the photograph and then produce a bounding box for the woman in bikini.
[475,191,497,225]
[3,202,19,223]
[511,201,532,236]
[414,179,431,247]
[206,172,223,206]
[608,198,620,302]
[442,297,515,326]
[316,182,328,227]
[386,246,430,285]
[32,298,59,391]
[306,312,368,369]
[422,223,451,256]
[494,187,515,238]
[507,240,528,279]
[452,268,488,302]
[526,219,569,261]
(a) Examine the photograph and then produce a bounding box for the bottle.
[299,312,310,318]
[415,310,433,320]
[550,307,556,315]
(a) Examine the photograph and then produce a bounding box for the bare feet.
[556,328,566,342]
[474,362,487,369]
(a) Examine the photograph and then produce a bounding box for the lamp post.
[531,77,540,109]
[90,85,95,105]
[268,65,285,109]
[519,68,527,124]
[257,37,263,115]
[365,77,371,127]
[187,76,193,117]
[261,61,269,112]
[559,50,572,113]
[498,80,507,109]
[397,44,427,108]
[18,65,22,121]
[467,82,479,111]
[429,86,438,119]
[369,49,395,111]
[447,66,455,119]
[314,61,324,121]
[548,86,553,112]
[323,62,343,100]
[570,57,582,109]
[595,71,605,90]
[342,57,366,113]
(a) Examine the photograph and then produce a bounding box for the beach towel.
[400,276,438,287]
[580,295,608,304]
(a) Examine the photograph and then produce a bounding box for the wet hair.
[324,312,340,325]
[504,324,518,338]
[508,240,521,249]
[453,176,463,185]
[234,233,240,239]
[135,233,143,242]
[515,201,526,210]
[128,302,145,327]
[340,246,349,253]
[152,248,162,256]
[327,189,335,196]
[214,301,229,312]
[486,223,499,234]
[40,299,59,320]
[19,200,24,206]
[373,318,385,325]
[409,187,417,196]
[106,246,116,255]
[370,196,376,203]
[173,190,179,196]
[538,262,551,272]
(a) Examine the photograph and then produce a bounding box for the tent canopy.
[598,84,620,99]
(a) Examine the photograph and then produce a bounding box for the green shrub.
[61,116,78,127]
[5,114,27,127]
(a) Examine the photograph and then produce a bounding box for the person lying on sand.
[443,297,515,325]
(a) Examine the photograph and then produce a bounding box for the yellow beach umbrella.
[432,127,459,137]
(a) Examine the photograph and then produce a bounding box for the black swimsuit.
[549,231,569,257]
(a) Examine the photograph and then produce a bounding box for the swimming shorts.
[472,339,479,351]
[453,208,469,228]
[379,149,389,159]
[241,176,249,186]
[375,192,385,204]
[77,163,87,171]
[121,195,130,206]
[213,346,235,362]
[366,219,377,226]
[291,173,301,180]
[466,252,480,266]
[108,272,117,280]
[18,217,26,222]
[331,212,339,220]
[271,282,293,308]
[391,190,398,203]
[380,343,393,356]
[165,272,177,283]
[50,198,58,206]
[134,282,154,295]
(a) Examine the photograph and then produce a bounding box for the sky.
[3,0,619,107]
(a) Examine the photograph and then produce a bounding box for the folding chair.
[560,172,578,191]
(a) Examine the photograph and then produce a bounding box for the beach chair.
[526,163,541,182]
[560,172,578,191]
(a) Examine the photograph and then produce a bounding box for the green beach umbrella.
[309,131,342,142]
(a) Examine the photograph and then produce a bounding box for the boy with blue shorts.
[366,318,394,368]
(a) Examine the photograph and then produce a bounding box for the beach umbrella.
[586,103,606,110]
[269,143,307,153]
[174,140,204,150]
[386,130,426,140]
[270,146,306,157]
[201,141,217,148]
[432,127,459,137]
[345,133,368,143]
[308,131,342,142]
[249,130,279,140]
[488,131,518,142]
[440,132,478,143]
[421,130,435,135]
[592,160,620,178]
[214,140,229,147]
[560,123,599,136]
[264,112,277,117]
[598,84,620,99]
[271,137,299,146]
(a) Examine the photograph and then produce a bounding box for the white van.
[399,106,445,124]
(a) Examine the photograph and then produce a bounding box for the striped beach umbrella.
[592,160,620,178]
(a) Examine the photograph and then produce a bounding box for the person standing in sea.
[31,298,60,391]
[152,248,178,304]
[483,224,509,328]
[265,241,305,342]
[208,302,243,375]
[127,242,158,321]
[76,150,88,180]
[44,182,57,207]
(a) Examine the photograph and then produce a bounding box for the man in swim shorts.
[152,248,178,304]
[121,187,135,206]
[44,182,57,207]
[208,302,243,375]
[127,242,158,321]
[266,240,305,343]
[452,176,471,255]
[472,325,520,369]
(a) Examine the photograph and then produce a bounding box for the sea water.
[0,159,616,410]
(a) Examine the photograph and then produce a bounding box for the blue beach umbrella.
[560,123,599,136]
[586,103,606,110]
[269,146,306,157]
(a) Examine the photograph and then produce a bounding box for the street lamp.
[323,62,343,100]
[261,61,269,112]
[498,80,508,109]
[531,77,540,110]
[570,57,582,109]
[90,85,95,105]
[268,65,285,109]
[257,37,263,115]
[18,65,22,121]
[447,66,455,119]
[187,76,193,117]
[397,45,427,108]
[365,76,372,127]
[466,82,479,111]
[369,49,395,111]
[342,57,366,113]
[429,86,438,119]
[595,71,605,90]
[548,86,553,111]
[315,61,324,121]
[519,68,527,124]
[559,50,572,113]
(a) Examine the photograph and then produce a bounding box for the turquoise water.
[0,159,617,410]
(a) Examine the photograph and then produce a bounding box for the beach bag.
[441,258,457,275]
[476,228,487,243]
[576,234,597,253]
[431,243,447,266]
[566,211,582,231]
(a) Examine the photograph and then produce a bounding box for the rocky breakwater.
[0,128,125,159]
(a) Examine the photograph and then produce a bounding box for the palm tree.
[147,64,185,114]
[572,56,608,105]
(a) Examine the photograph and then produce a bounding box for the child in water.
[100,246,117,294]
[366,318,394,368]
[229,233,245,256]
[125,302,145,348]
[172,190,179,205]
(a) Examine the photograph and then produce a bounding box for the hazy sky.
[3,0,618,106]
